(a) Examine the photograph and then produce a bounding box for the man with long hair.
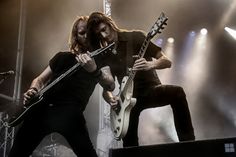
[8,16,115,157]
[87,12,195,147]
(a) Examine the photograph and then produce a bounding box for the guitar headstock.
[147,12,168,39]
[91,42,116,57]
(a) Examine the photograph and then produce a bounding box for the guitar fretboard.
[39,62,81,96]
[37,42,115,97]
[121,38,151,96]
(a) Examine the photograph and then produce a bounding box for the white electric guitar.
[110,12,168,140]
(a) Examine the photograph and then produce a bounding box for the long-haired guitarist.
[87,12,195,147]
[8,16,115,157]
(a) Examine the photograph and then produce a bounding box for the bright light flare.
[155,38,163,46]
[200,28,208,35]
[167,37,174,43]
[225,27,236,40]
[190,31,196,37]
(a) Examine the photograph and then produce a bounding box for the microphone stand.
[0,75,9,85]
[0,71,14,85]
[0,76,7,85]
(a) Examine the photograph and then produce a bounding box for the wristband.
[29,87,38,92]
[91,68,102,78]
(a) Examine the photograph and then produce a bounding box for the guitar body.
[6,95,44,127]
[110,76,137,140]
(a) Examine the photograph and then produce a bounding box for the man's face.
[76,20,87,47]
[95,22,115,44]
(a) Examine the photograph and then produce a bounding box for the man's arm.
[98,66,115,91]
[97,66,117,108]
[24,66,53,104]
[76,53,115,91]
[151,51,172,69]
[102,90,118,109]
[132,51,171,71]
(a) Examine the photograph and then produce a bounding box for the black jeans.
[122,84,195,147]
[8,103,97,157]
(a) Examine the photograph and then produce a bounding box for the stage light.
[155,38,163,46]
[167,37,174,43]
[224,27,236,40]
[200,28,208,35]
[190,31,196,37]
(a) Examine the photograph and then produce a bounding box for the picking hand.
[109,96,119,110]
[103,90,119,109]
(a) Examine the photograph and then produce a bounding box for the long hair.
[69,16,88,53]
[87,12,121,50]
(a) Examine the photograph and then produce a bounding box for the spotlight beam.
[225,27,236,40]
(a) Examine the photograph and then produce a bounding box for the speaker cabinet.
[109,137,236,157]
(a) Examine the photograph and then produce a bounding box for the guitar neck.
[39,62,81,96]
[37,43,115,97]
[122,38,151,94]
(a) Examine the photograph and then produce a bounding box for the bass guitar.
[6,42,115,127]
[110,12,168,140]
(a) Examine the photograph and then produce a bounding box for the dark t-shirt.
[44,52,98,111]
[99,31,162,94]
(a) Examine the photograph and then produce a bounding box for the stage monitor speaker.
[109,137,236,157]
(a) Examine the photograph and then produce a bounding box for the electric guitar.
[6,42,115,127]
[110,12,168,140]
